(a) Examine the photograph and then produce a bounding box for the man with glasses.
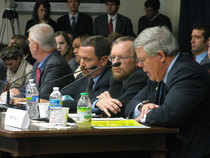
[125,26,210,158]
[94,36,147,117]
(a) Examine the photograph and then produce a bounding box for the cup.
[38,103,50,118]
[62,107,69,126]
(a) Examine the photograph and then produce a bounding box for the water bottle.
[77,92,92,129]
[26,79,34,96]
[26,83,39,119]
[49,87,63,126]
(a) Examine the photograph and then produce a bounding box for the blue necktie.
[157,82,165,105]
[71,16,76,31]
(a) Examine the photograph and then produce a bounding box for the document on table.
[91,119,150,129]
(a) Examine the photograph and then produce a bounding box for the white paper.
[5,108,30,128]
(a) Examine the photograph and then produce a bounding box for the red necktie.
[36,67,41,86]
[108,18,113,34]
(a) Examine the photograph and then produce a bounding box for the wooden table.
[0,113,178,158]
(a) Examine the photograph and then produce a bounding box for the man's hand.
[135,103,159,123]
[40,99,49,103]
[11,97,26,106]
[97,91,112,99]
[10,88,20,96]
[96,98,122,117]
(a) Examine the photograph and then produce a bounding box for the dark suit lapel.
[115,15,122,33]
[104,14,109,35]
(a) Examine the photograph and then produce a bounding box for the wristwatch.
[138,100,150,111]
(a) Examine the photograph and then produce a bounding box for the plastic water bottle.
[26,83,39,119]
[49,87,63,126]
[26,79,34,96]
[77,92,92,129]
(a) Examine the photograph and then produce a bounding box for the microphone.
[38,65,97,91]
[6,63,57,104]
[60,62,121,91]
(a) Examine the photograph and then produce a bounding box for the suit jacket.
[57,12,93,35]
[61,67,112,112]
[25,19,57,36]
[97,68,147,117]
[137,14,172,34]
[125,53,210,158]
[0,62,7,81]
[200,54,210,65]
[93,14,136,37]
[31,51,75,100]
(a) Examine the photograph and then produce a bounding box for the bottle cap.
[80,92,89,96]
[53,87,59,91]
[31,83,36,86]
[29,79,34,82]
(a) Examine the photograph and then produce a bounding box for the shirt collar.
[195,51,208,64]
[108,14,117,21]
[163,53,180,84]
[69,13,79,19]
[38,53,51,70]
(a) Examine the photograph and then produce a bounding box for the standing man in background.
[57,0,93,36]
[137,0,172,35]
[93,0,135,37]
[191,24,210,65]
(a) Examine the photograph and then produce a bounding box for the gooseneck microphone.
[38,65,97,91]
[6,63,57,104]
[60,62,121,92]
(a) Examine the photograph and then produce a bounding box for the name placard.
[5,108,30,129]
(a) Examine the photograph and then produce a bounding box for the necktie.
[72,16,76,31]
[86,79,94,94]
[36,67,41,86]
[157,81,165,105]
[108,18,113,34]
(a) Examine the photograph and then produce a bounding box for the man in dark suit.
[191,24,210,65]
[57,0,93,36]
[94,36,147,117]
[125,26,210,158]
[93,0,135,37]
[12,23,75,102]
[61,35,112,113]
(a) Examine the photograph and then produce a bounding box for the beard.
[112,65,136,81]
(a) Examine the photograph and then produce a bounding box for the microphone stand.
[38,65,97,92]
[60,62,121,92]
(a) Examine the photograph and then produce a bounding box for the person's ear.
[100,56,109,66]
[157,50,166,63]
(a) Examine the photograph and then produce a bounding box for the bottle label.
[77,107,92,123]
[50,99,62,107]
[26,95,39,102]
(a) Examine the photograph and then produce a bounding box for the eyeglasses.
[108,55,133,62]
[136,57,147,64]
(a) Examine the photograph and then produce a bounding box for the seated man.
[61,35,112,113]
[94,36,147,117]
[12,23,75,102]
[125,26,210,158]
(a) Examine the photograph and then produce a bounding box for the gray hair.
[134,26,179,57]
[28,23,56,51]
